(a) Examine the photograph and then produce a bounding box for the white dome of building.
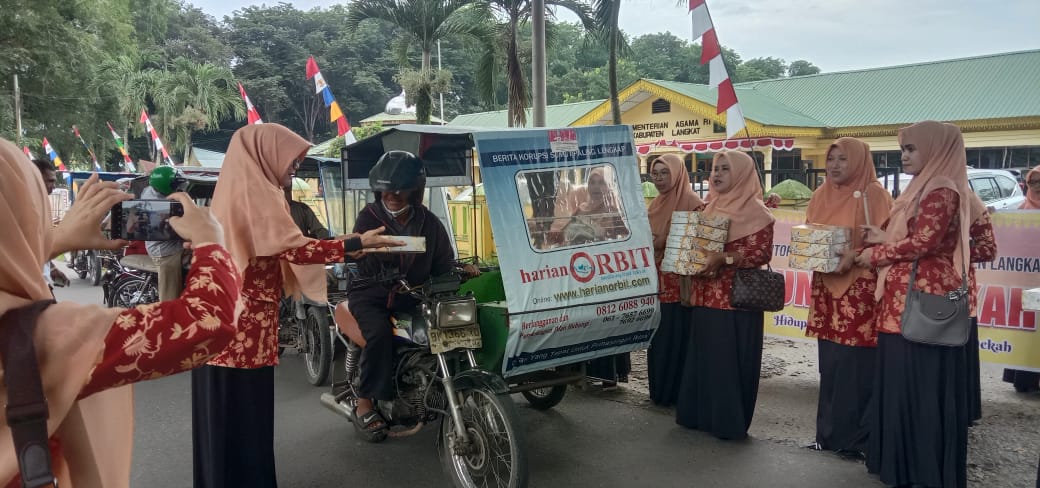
[385,90,416,115]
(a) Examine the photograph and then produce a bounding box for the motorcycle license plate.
[429,324,482,354]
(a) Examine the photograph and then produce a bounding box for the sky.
[192,0,1040,72]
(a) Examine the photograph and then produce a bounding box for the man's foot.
[353,398,387,434]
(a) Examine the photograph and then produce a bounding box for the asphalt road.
[55,268,884,488]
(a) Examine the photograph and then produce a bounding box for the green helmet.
[149,166,186,195]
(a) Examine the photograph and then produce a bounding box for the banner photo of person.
[766,208,1040,372]
[474,126,660,377]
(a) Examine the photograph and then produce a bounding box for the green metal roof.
[359,112,445,125]
[448,99,606,128]
[737,49,1040,127]
[646,79,826,127]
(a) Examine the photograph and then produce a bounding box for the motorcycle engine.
[387,348,444,425]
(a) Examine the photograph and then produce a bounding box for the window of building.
[651,99,671,114]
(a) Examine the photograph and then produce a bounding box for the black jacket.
[348,202,454,301]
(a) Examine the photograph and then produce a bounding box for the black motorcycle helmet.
[370,150,426,205]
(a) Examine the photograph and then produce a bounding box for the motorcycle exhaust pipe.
[320,393,354,420]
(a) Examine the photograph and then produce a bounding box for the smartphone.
[110,199,184,241]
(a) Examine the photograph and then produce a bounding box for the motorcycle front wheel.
[303,305,333,386]
[439,387,528,488]
[87,251,102,286]
[111,277,157,308]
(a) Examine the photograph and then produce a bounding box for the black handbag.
[730,266,786,312]
[898,201,971,347]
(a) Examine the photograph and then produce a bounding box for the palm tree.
[153,58,244,160]
[96,54,162,137]
[346,0,488,124]
[591,0,625,124]
[476,0,593,127]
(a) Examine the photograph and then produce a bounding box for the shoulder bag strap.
[0,300,57,488]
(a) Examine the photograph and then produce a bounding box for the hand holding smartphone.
[110,199,185,241]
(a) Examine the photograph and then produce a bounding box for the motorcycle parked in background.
[319,263,528,488]
[68,249,103,286]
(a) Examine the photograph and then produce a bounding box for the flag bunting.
[306,56,356,143]
[238,82,264,125]
[140,110,174,165]
[689,0,746,139]
[107,122,136,172]
[42,137,67,171]
[73,125,103,172]
[22,146,33,160]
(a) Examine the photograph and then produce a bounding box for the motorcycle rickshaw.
[308,124,659,488]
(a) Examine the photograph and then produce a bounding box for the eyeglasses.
[1027,179,1040,186]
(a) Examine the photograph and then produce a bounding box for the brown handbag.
[0,300,57,488]
[730,266,786,312]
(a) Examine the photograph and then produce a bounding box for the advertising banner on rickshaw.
[474,126,660,377]
[765,209,1040,372]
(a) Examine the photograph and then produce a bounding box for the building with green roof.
[454,50,1040,185]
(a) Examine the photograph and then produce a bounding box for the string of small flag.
[108,122,136,172]
[688,0,747,139]
[140,110,174,165]
[238,82,263,125]
[72,125,103,172]
[41,137,67,171]
[306,56,356,144]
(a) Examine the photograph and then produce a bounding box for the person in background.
[764,192,783,208]
[675,150,775,440]
[142,166,187,301]
[854,120,972,487]
[1,138,240,486]
[646,154,704,406]
[285,185,330,239]
[195,124,399,488]
[802,138,893,459]
[1002,164,1040,393]
[32,159,70,288]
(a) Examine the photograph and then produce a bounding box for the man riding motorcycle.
[338,150,458,436]
[142,166,188,300]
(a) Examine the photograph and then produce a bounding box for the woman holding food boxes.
[674,150,775,440]
[798,137,893,459]
[646,154,704,406]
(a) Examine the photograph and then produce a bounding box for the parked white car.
[878,169,1026,210]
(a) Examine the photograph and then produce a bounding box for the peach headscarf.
[806,138,893,296]
[647,154,704,251]
[210,124,325,301]
[1021,165,1040,210]
[874,121,983,302]
[0,138,133,487]
[703,151,775,242]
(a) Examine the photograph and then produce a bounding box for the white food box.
[788,254,843,273]
[665,235,725,252]
[1023,288,1040,312]
[369,236,426,253]
[790,241,849,259]
[791,224,851,245]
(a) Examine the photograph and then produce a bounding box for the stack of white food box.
[1024,288,1040,312]
[661,211,730,275]
[787,224,851,273]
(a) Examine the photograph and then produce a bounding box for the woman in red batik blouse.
[646,153,704,406]
[0,137,240,488]
[803,138,892,458]
[195,124,400,488]
[675,150,775,440]
[855,120,974,488]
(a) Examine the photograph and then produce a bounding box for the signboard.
[765,209,1040,372]
[474,125,660,377]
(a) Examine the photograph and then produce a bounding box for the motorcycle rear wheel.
[111,277,158,308]
[87,251,102,286]
[303,305,333,386]
[439,388,528,488]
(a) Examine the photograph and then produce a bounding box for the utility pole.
[531,0,547,127]
[13,74,22,145]
[437,40,445,125]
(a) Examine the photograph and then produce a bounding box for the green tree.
[590,0,626,124]
[787,59,821,77]
[734,56,787,82]
[346,0,488,124]
[152,58,244,160]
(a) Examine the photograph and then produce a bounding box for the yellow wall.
[622,98,726,145]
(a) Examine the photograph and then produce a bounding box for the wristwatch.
[724,254,735,265]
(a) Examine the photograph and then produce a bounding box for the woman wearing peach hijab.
[0,137,240,487]
[802,138,893,458]
[1001,166,1040,394]
[194,124,398,488]
[853,121,973,488]
[646,154,704,406]
[675,150,775,440]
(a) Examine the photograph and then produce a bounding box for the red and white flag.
[140,110,174,165]
[238,82,264,125]
[689,0,746,139]
[22,146,33,159]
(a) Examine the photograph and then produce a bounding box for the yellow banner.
[764,209,1040,372]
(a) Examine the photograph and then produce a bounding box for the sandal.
[351,404,388,443]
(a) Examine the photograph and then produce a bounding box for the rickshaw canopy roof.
[341,124,484,189]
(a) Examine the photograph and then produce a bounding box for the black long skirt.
[192,365,278,488]
[966,317,982,422]
[867,333,968,488]
[816,339,875,453]
[675,306,763,440]
[586,354,631,383]
[648,303,690,406]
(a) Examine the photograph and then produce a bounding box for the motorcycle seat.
[120,255,159,274]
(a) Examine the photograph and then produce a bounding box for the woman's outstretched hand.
[337,226,405,249]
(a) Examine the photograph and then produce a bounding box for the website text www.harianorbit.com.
[552,277,652,302]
